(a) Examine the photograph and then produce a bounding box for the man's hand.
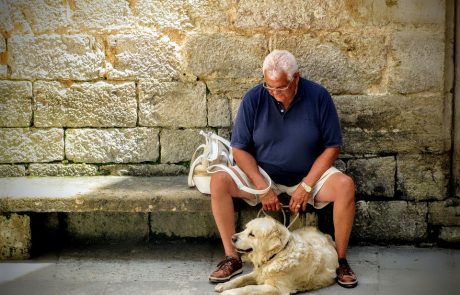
[289,186,310,214]
[260,190,281,211]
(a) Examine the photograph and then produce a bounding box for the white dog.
[215,217,338,295]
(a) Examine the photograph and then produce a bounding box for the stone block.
[0,35,5,52]
[0,65,6,78]
[0,1,13,34]
[65,128,159,163]
[136,0,230,30]
[160,129,206,163]
[429,199,460,226]
[28,164,98,176]
[184,33,267,79]
[397,154,449,201]
[0,165,26,177]
[107,32,181,80]
[438,227,460,244]
[0,213,31,259]
[99,164,187,176]
[0,81,32,127]
[234,0,349,30]
[273,31,386,94]
[34,81,137,127]
[150,211,218,238]
[335,94,448,153]
[69,0,133,31]
[230,98,242,123]
[347,157,395,198]
[353,201,428,242]
[389,29,444,94]
[365,0,445,25]
[208,96,231,127]
[0,128,64,163]
[5,0,68,34]
[206,78,261,98]
[8,35,104,80]
[139,80,207,127]
[65,212,148,242]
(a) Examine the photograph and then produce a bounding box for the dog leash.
[257,205,300,230]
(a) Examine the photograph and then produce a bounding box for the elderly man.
[208,50,358,288]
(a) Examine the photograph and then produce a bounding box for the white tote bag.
[188,131,272,196]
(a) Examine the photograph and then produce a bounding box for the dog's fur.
[215,217,338,295]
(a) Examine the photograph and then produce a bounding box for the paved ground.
[0,241,459,295]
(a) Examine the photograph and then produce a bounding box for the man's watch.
[301,181,312,193]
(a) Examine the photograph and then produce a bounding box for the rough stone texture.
[65,212,148,242]
[397,154,449,201]
[272,31,387,94]
[389,29,445,94]
[335,95,448,153]
[206,78,261,98]
[0,81,32,127]
[34,81,137,127]
[358,0,446,25]
[4,0,68,34]
[0,176,208,213]
[66,128,159,163]
[184,33,268,80]
[230,98,242,123]
[286,212,319,232]
[353,201,428,242]
[208,96,231,127]
[347,157,395,198]
[0,128,64,163]
[160,129,207,163]
[0,35,5,51]
[0,0,14,34]
[428,199,460,226]
[69,0,133,31]
[136,0,230,30]
[107,32,182,80]
[0,65,6,78]
[150,211,218,238]
[438,227,460,244]
[8,35,104,80]
[234,0,350,30]
[99,164,188,176]
[139,81,207,128]
[0,213,31,259]
[0,165,26,177]
[28,164,99,177]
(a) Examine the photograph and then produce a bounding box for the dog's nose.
[231,234,238,243]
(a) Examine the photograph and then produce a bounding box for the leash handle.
[257,205,300,230]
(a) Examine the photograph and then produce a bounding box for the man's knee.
[340,174,355,200]
[210,171,234,194]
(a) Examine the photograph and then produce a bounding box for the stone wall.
[0,0,458,244]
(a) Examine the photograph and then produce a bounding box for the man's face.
[263,71,299,102]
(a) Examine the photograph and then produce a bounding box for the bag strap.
[207,164,272,196]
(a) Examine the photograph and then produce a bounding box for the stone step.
[0,176,315,260]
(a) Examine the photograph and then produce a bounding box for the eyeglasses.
[262,79,293,92]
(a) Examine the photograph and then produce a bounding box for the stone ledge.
[0,176,208,213]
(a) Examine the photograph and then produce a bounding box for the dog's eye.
[249,232,255,237]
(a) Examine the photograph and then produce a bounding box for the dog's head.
[232,216,290,267]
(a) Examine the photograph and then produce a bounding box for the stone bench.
[0,176,317,260]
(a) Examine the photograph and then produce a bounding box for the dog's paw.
[214,282,230,293]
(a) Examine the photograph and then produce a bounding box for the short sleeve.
[319,89,343,148]
[231,94,255,151]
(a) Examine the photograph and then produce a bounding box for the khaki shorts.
[235,166,341,209]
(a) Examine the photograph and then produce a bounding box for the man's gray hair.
[262,50,299,81]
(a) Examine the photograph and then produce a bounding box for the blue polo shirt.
[231,78,342,186]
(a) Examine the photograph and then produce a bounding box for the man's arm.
[289,146,340,213]
[232,147,281,211]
